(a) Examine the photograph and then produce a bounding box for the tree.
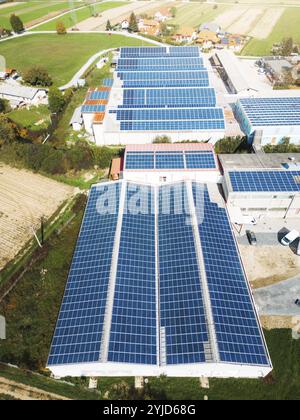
[170,6,177,18]
[128,12,138,32]
[48,87,65,114]
[281,37,293,56]
[106,20,112,31]
[0,98,11,113]
[0,115,17,145]
[23,65,52,87]
[214,136,245,154]
[56,21,66,35]
[10,14,24,33]
[153,135,171,144]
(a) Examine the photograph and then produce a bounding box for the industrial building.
[234,96,300,148]
[47,180,272,379]
[123,143,221,184]
[220,153,300,219]
[81,47,225,145]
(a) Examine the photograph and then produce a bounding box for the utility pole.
[41,216,45,246]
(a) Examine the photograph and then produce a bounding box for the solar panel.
[88,91,110,100]
[117,57,204,72]
[156,153,185,169]
[185,152,216,169]
[81,104,106,113]
[48,184,120,366]
[193,183,270,365]
[116,108,224,121]
[103,78,113,87]
[229,171,300,192]
[120,47,200,58]
[159,183,209,364]
[108,184,157,365]
[125,152,155,170]
[120,120,225,131]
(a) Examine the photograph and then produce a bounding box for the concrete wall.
[123,170,222,185]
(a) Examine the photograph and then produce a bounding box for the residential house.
[138,19,160,36]
[121,20,129,30]
[70,106,83,131]
[154,8,172,22]
[220,34,244,52]
[0,83,47,108]
[173,27,198,44]
[196,30,220,49]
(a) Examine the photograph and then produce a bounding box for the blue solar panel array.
[48,180,271,369]
[120,47,200,58]
[108,184,157,365]
[159,183,208,364]
[113,47,225,132]
[125,150,217,170]
[88,90,110,100]
[229,170,300,192]
[48,184,120,366]
[237,97,300,127]
[120,88,216,108]
[81,104,105,113]
[193,183,270,365]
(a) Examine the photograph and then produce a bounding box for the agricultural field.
[30,0,126,31]
[9,105,51,132]
[242,7,300,56]
[0,33,154,86]
[0,164,74,271]
[0,0,74,30]
[169,3,229,29]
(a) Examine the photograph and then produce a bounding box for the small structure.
[220,34,244,52]
[110,157,123,181]
[70,106,83,131]
[121,20,129,30]
[263,58,293,84]
[173,27,198,44]
[0,68,16,80]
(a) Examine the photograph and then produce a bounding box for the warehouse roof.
[47,180,272,378]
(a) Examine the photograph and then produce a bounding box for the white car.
[281,230,299,246]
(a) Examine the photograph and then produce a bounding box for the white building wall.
[256,125,300,147]
[48,361,272,379]
[83,114,94,135]
[123,170,222,185]
[94,130,225,146]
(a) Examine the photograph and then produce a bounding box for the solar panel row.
[48,181,270,368]
[120,120,225,131]
[120,47,200,58]
[229,171,300,192]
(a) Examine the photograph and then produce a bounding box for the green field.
[31,0,126,31]
[169,3,228,29]
[9,105,51,131]
[242,7,300,56]
[0,1,72,29]
[0,33,153,86]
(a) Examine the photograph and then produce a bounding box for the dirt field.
[239,245,300,289]
[74,0,171,31]
[0,164,74,270]
[0,2,22,10]
[260,315,300,331]
[213,4,283,37]
[248,7,284,39]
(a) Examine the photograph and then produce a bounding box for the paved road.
[254,275,300,316]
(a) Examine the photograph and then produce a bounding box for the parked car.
[281,230,299,246]
[295,299,300,307]
[246,230,257,246]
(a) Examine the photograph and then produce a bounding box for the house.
[199,22,220,34]
[0,83,47,108]
[138,19,160,36]
[220,34,244,52]
[0,68,16,80]
[70,106,83,131]
[196,30,220,48]
[121,20,129,30]
[263,58,293,83]
[173,27,198,44]
[155,8,172,22]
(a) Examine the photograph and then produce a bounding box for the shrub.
[23,66,52,87]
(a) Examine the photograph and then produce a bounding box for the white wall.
[94,129,225,146]
[123,170,222,185]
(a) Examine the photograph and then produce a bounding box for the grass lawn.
[31,1,126,31]
[242,7,300,56]
[0,1,71,29]
[169,3,228,29]
[0,33,154,86]
[9,105,51,131]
